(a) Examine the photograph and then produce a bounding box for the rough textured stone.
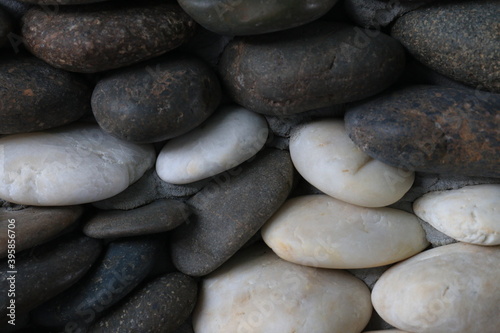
[345,86,500,178]
[218,21,405,115]
[0,7,12,46]
[21,2,196,73]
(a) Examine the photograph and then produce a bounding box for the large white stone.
[372,243,500,333]
[262,195,428,269]
[413,184,500,245]
[193,244,372,333]
[289,120,414,207]
[156,106,268,184]
[0,124,155,206]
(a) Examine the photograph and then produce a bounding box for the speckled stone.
[178,0,339,36]
[89,273,197,333]
[21,2,196,73]
[218,21,405,115]
[392,0,500,92]
[170,149,294,276]
[0,7,12,46]
[345,86,500,178]
[92,53,221,143]
[0,55,91,134]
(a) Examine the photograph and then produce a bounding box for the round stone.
[290,119,415,207]
[413,184,500,245]
[372,243,500,333]
[156,106,268,184]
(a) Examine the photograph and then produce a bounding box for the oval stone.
[218,21,405,115]
[413,184,500,245]
[290,119,414,207]
[0,123,155,206]
[345,86,500,178]
[372,243,500,332]
[193,244,372,333]
[21,2,196,73]
[156,106,268,184]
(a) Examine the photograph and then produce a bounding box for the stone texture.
[21,2,196,73]
[0,7,12,46]
[92,53,221,143]
[345,86,500,178]
[218,21,405,115]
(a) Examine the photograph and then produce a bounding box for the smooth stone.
[218,21,405,116]
[0,7,12,46]
[89,273,197,333]
[0,234,102,317]
[156,106,268,184]
[0,55,91,134]
[84,199,190,238]
[92,53,221,143]
[178,0,338,36]
[290,119,415,207]
[31,236,161,330]
[413,184,500,245]
[345,86,500,178]
[0,205,83,257]
[170,148,294,276]
[0,123,155,206]
[21,2,196,73]
[193,244,372,333]
[372,243,500,332]
[392,1,500,92]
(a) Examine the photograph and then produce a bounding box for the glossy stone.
[0,7,12,46]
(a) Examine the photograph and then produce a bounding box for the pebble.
[89,273,197,333]
[372,242,500,332]
[21,2,196,73]
[0,7,12,46]
[0,123,155,206]
[91,53,221,143]
[83,199,190,239]
[218,21,405,115]
[262,195,428,269]
[345,86,500,178]
[193,244,372,333]
[413,184,500,245]
[170,148,294,276]
[156,106,268,184]
[178,0,339,36]
[290,119,415,207]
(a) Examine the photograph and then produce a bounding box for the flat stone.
[193,244,372,333]
[0,123,155,206]
[170,148,294,276]
[218,21,405,115]
[156,106,268,184]
[178,0,339,36]
[290,119,415,207]
[0,7,12,46]
[0,55,91,134]
[92,53,221,143]
[391,0,500,92]
[83,199,190,238]
[372,243,500,332]
[345,86,500,178]
[89,273,197,333]
[21,2,196,73]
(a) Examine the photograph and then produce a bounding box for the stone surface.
[0,55,91,134]
[92,53,221,143]
[193,244,372,333]
[156,106,268,184]
[170,149,294,276]
[21,2,196,73]
[392,0,500,92]
[372,243,500,333]
[84,199,190,238]
[218,21,405,115]
[178,0,338,36]
[89,273,197,333]
[0,7,12,46]
[290,119,415,207]
[345,86,500,178]
[0,123,155,206]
